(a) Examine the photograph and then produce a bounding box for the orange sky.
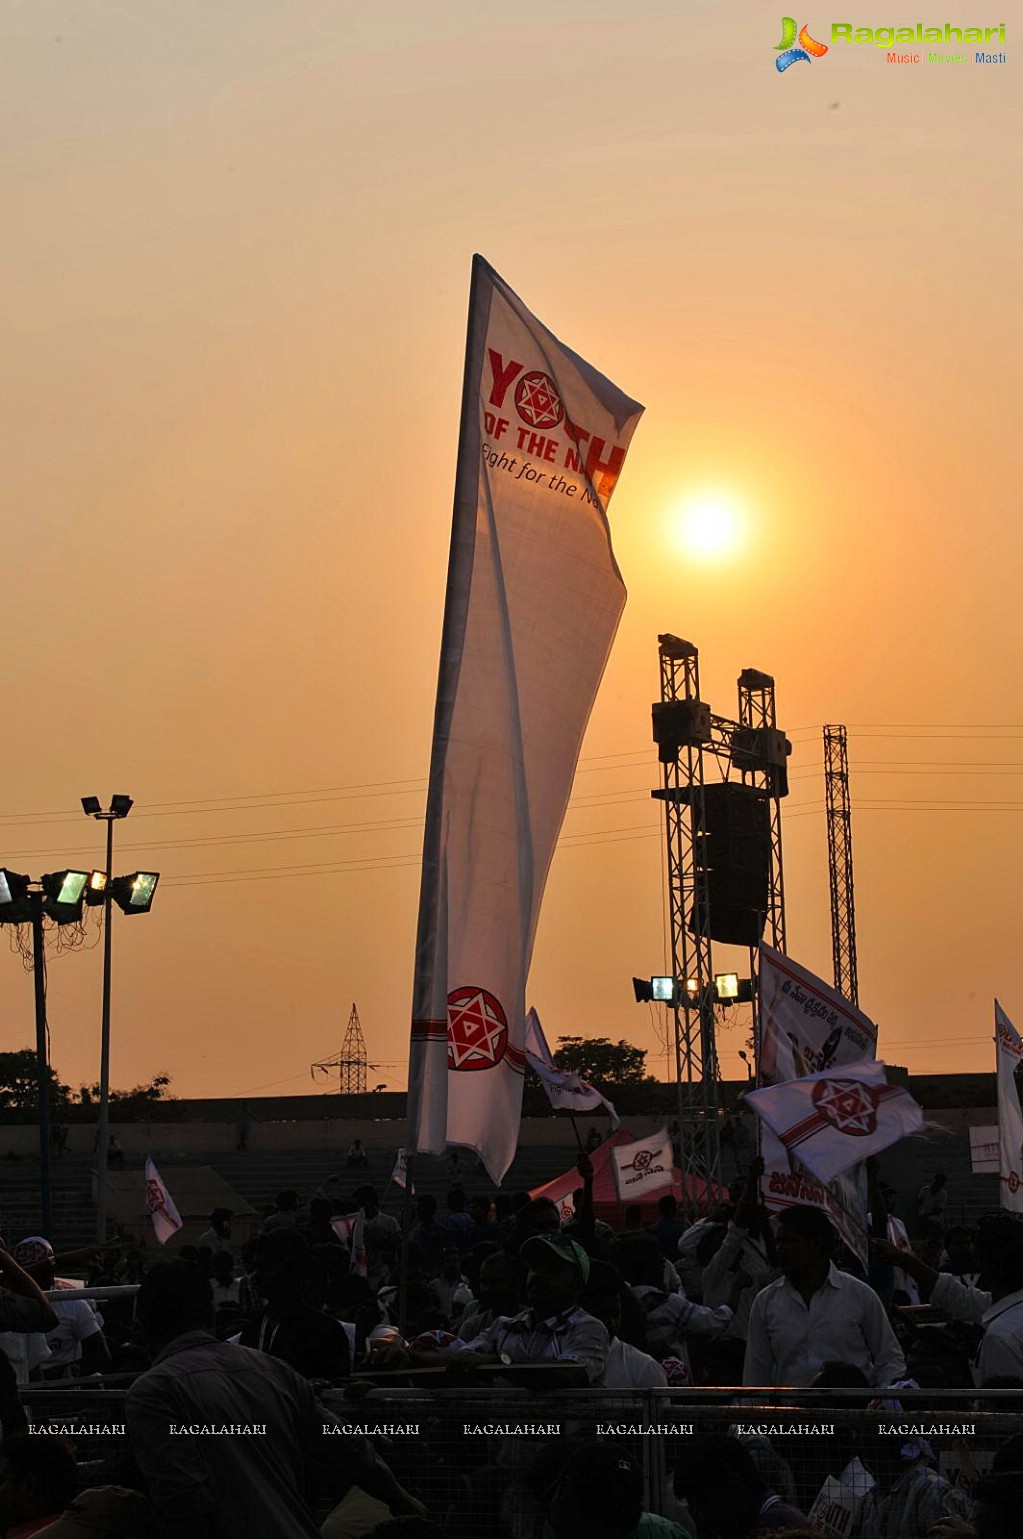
[1,2,1019,1103]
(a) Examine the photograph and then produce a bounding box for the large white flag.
[407,256,643,1183]
[144,1158,182,1246]
[611,1127,674,1201]
[758,945,880,1262]
[747,1060,924,1186]
[996,1001,1023,1213]
[524,1008,620,1128]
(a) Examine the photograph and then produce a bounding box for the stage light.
[41,870,90,925]
[81,797,102,816]
[111,871,160,914]
[0,869,32,925]
[714,973,754,1003]
[110,795,134,817]
[84,870,108,906]
[652,975,677,1003]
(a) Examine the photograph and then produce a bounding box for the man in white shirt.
[12,1236,108,1380]
[582,1259,667,1389]
[743,1205,905,1388]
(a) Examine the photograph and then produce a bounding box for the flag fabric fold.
[144,1157,182,1246]
[524,1007,620,1127]
[757,945,881,1262]
[746,1060,924,1186]
[407,255,643,1183]
[995,1000,1023,1213]
[611,1126,674,1200]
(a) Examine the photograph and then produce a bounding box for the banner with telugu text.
[407,255,643,1183]
[996,1000,1023,1213]
[758,945,880,1263]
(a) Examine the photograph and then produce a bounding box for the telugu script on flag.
[747,1059,924,1186]
[407,255,643,1183]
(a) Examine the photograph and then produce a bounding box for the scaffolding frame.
[824,724,859,1005]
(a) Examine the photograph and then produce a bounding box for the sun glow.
[672,493,746,560]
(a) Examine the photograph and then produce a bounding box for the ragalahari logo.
[776,16,829,69]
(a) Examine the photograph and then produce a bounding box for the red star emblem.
[446,986,508,1072]
[514,371,564,431]
[146,1179,169,1217]
[811,1077,880,1136]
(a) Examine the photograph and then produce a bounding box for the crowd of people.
[0,1148,1020,1538]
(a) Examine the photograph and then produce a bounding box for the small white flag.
[390,1148,413,1191]
[746,1060,924,1186]
[331,1210,368,1277]
[996,1001,1023,1213]
[611,1127,674,1201]
[524,1008,620,1128]
[144,1157,183,1246]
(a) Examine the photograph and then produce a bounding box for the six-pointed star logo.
[811,1076,880,1136]
[514,370,565,430]
[446,986,509,1071]
[631,1149,654,1171]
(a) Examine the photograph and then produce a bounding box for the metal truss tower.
[310,1002,368,1094]
[824,724,859,1005]
[651,637,790,1199]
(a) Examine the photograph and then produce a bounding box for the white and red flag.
[746,1060,924,1186]
[758,945,880,1262]
[524,1008,620,1128]
[331,1211,368,1277]
[407,256,643,1183]
[995,1001,1023,1213]
[144,1157,182,1246]
[611,1127,674,1201]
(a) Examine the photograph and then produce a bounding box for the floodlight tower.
[824,724,859,1004]
[650,635,718,1198]
[735,669,790,1053]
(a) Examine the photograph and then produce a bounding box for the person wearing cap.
[12,1239,109,1381]
[0,1246,57,1336]
[446,1233,608,1383]
[32,1486,155,1539]
[743,1206,906,1389]
[196,1209,234,1257]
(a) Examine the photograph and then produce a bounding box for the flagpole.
[567,1111,585,1152]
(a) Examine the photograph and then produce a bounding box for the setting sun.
[672,493,746,560]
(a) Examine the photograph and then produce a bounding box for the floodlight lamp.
[111,871,159,914]
[651,975,677,1003]
[714,972,740,1002]
[110,795,134,817]
[683,977,701,1002]
[0,869,32,925]
[81,796,102,817]
[41,869,90,924]
[84,870,108,906]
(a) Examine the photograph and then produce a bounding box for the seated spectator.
[302,1196,345,1250]
[385,1234,608,1384]
[408,1195,449,1270]
[582,1261,666,1388]
[261,1191,301,1234]
[239,1231,350,1380]
[458,1251,521,1340]
[12,1238,109,1381]
[443,1187,474,1245]
[210,1251,240,1315]
[853,1430,971,1538]
[674,1435,815,1537]
[347,1139,370,1169]
[465,1195,500,1250]
[0,1434,79,1536]
[427,1248,474,1326]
